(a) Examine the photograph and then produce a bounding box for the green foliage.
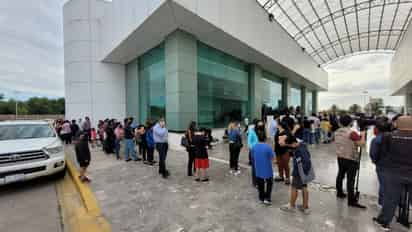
[348,104,362,114]
[0,94,65,115]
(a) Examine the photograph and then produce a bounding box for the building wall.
[391,20,412,95]
[63,0,126,123]
[172,0,327,90]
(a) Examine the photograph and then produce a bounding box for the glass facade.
[261,71,283,111]
[306,90,313,115]
[197,42,250,128]
[290,86,302,108]
[139,43,166,123]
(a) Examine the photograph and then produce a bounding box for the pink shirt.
[115,127,124,139]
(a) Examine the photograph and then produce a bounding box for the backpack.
[295,143,315,184]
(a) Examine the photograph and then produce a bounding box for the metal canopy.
[257,0,412,65]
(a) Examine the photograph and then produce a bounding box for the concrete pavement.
[81,142,409,232]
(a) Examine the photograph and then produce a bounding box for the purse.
[181,135,189,147]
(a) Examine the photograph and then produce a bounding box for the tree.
[348,104,362,114]
[0,93,4,101]
[369,102,383,116]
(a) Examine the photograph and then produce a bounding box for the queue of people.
[59,109,412,231]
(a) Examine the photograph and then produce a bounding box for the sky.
[0,0,406,110]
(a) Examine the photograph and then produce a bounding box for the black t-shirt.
[274,130,295,155]
[124,126,134,139]
[192,134,208,159]
[303,119,311,129]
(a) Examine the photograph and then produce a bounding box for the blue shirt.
[370,134,383,166]
[269,119,278,137]
[228,129,241,143]
[247,127,258,149]
[252,143,274,179]
[153,123,168,143]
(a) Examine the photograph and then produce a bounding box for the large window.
[306,90,314,115]
[139,44,165,122]
[290,87,302,108]
[261,71,283,111]
[197,42,250,128]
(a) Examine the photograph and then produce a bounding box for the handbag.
[181,135,189,147]
[297,157,315,184]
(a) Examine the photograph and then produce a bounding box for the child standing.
[193,128,210,182]
[75,132,91,182]
[252,130,275,205]
[281,140,314,214]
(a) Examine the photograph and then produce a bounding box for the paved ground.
[0,177,63,232]
[77,142,410,232]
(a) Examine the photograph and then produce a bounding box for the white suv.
[0,121,66,185]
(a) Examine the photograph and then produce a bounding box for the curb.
[66,158,101,216]
[58,157,111,232]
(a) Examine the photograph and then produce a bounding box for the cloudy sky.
[0,0,405,110]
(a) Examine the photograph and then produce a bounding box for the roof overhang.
[101,0,327,91]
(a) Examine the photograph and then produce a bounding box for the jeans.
[156,143,168,176]
[147,146,154,162]
[187,146,195,176]
[250,150,256,186]
[376,167,385,206]
[115,139,121,159]
[336,158,358,204]
[377,173,411,225]
[321,129,329,143]
[124,139,137,161]
[256,177,273,201]
[315,128,321,144]
[139,142,147,161]
[229,143,241,171]
[303,129,311,144]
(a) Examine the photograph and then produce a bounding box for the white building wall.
[63,0,126,123]
[172,0,327,90]
[100,0,166,61]
[391,20,412,95]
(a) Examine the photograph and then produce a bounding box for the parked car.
[0,121,66,185]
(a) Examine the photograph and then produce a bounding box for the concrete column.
[406,93,412,115]
[250,65,263,120]
[301,87,307,115]
[313,91,319,114]
[282,79,292,110]
[125,59,139,121]
[165,30,198,131]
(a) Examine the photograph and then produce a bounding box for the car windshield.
[0,124,56,141]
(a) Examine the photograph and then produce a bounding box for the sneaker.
[229,170,234,175]
[234,170,241,176]
[285,179,291,185]
[348,202,367,209]
[201,178,209,182]
[134,158,142,161]
[280,204,296,213]
[263,200,272,206]
[336,192,347,199]
[195,178,201,182]
[297,205,311,214]
[373,218,391,231]
[125,158,132,162]
[274,176,284,182]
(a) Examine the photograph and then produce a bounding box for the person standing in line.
[269,115,278,149]
[82,116,92,141]
[124,118,140,162]
[369,118,390,207]
[335,115,367,209]
[153,118,169,178]
[373,116,412,231]
[145,121,155,166]
[247,119,258,187]
[228,121,242,176]
[136,125,148,163]
[70,119,79,142]
[75,131,91,182]
[114,123,124,160]
[274,121,292,184]
[193,128,210,182]
[252,129,274,205]
[61,120,72,144]
[320,117,332,143]
[186,121,197,176]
